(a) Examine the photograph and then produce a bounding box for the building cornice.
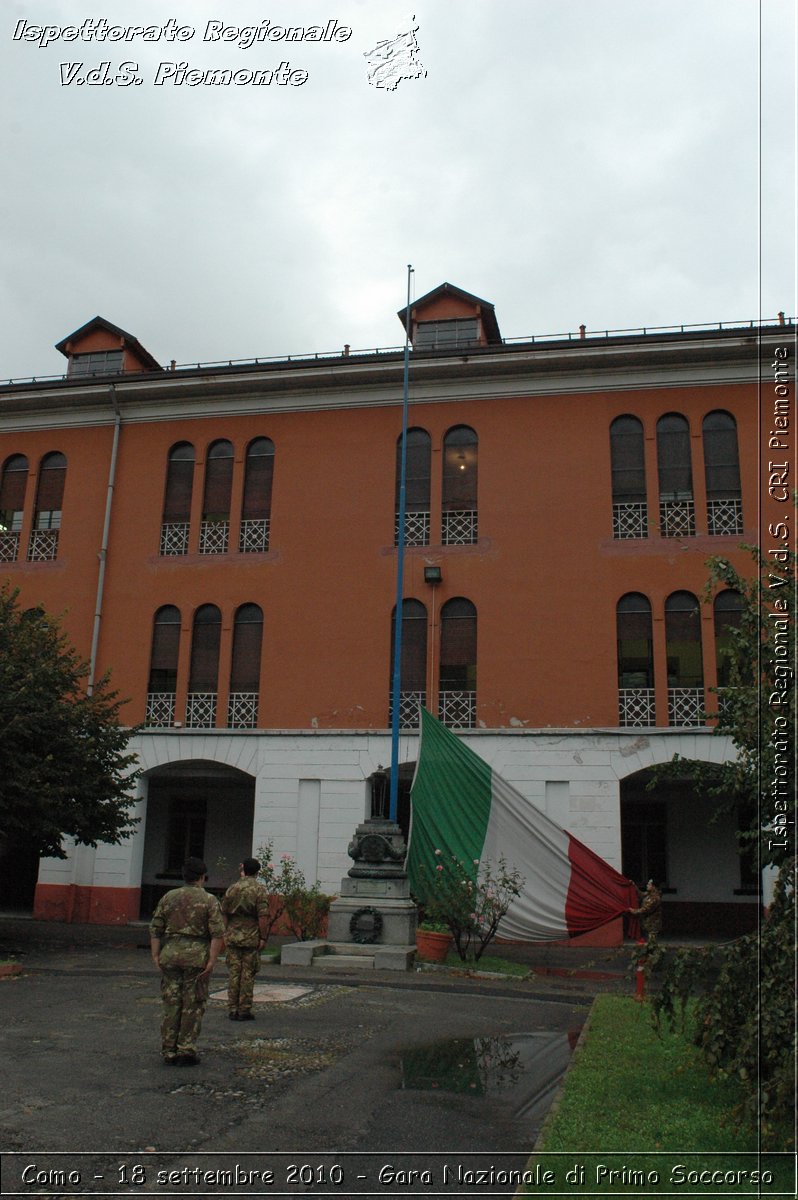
[0,326,787,432]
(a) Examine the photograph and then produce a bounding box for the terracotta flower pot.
[415,929,452,962]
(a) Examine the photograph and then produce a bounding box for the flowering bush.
[255,840,332,943]
[418,851,524,962]
[283,882,332,941]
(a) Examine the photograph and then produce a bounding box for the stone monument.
[281,817,417,970]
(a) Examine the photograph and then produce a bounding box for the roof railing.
[502,315,794,345]
[0,315,792,387]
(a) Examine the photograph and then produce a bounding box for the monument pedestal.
[281,819,418,971]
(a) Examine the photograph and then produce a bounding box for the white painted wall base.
[36,726,747,922]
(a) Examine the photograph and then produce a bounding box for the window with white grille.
[229,604,263,728]
[160,442,194,556]
[703,411,743,536]
[240,438,274,553]
[395,428,430,547]
[610,416,648,538]
[617,593,655,726]
[28,451,66,561]
[200,440,233,555]
[657,414,695,537]
[442,426,478,545]
[0,454,28,562]
[439,597,476,727]
[187,605,221,727]
[389,599,427,727]
[665,591,704,726]
[145,606,181,727]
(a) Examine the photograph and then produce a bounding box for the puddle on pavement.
[399,1030,581,1125]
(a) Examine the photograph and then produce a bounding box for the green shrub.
[283,882,332,941]
[648,858,795,1148]
[255,840,330,942]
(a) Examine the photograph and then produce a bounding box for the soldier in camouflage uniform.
[149,857,225,1065]
[629,879,663,943]
[221,857,271,1021]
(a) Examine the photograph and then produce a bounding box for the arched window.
[240,438,274,553]
[656,414,695,537]
[665,591,704,726]
[713,589,747,689]
[200,440,234,554]
[187,604,221,727]
[610,416,647,538]
[389,599,428,727]
[442,426,478,544]
[616,593,654,726]
[703,411,743,535]
[395,429,431,547]
[145,606,181,726]
[229,604,264,727]
[160,442,195,555]
[0,454,28,562]
[28,452,66,561]
[439,597,477,727]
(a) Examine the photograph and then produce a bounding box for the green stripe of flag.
[407,707,492,901]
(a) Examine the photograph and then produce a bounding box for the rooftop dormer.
[398,282,502,350]
[55,316,162,378]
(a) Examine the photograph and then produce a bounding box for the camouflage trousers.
[159,966,209,1059]
[226,946,261,1015]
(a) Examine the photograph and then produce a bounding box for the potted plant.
[415,919,452,962]
[416,850,524,964]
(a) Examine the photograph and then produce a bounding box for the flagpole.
[389,264,414,824]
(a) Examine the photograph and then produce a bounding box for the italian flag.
[407,709,638,941]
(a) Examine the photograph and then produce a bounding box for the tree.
[652,537,795,870]
[645,535,795,1147]
[0,585,140,859]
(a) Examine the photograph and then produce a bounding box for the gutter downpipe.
[88,382,121,695]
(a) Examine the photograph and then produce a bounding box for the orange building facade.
[0,286,787,936]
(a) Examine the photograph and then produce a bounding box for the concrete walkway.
[0,916,635,1196]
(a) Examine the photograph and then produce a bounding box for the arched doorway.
[0,835,40,912]
[369,762,415,843]
[139,760,255,916]
[620,767,759,937]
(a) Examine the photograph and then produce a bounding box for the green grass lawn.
[525,995,793,1196]
[443,951,529,978]
[541,994,751,1151]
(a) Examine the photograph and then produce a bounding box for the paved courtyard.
[0,918,629,1196]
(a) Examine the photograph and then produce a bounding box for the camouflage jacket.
[150,886,225,968]
[222,875,271,948]
[631,890,662,935]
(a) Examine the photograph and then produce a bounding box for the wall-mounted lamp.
[423,565,442,586]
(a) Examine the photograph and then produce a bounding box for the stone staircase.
[281,939,417,971]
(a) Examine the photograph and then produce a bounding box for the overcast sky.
[1,0,795,380]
